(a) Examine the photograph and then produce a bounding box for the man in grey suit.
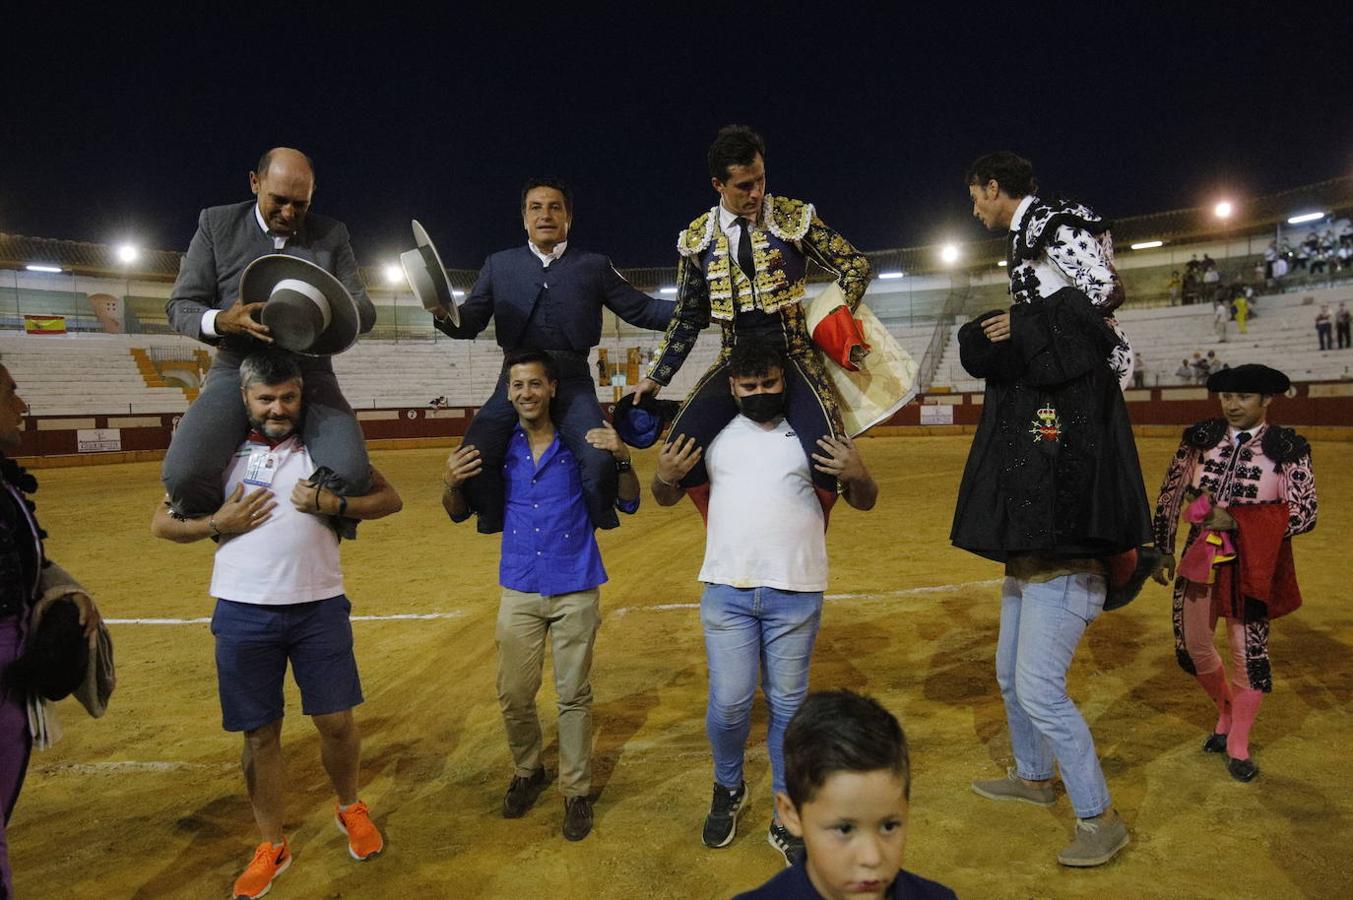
[163,148,376,525]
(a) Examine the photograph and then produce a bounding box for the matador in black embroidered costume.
[634,125,870,511]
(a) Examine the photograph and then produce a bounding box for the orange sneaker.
[335,800,384,860]
[232,839,291,899]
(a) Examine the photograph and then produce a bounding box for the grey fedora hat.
[399,219,460,325]
[240,254,361,356]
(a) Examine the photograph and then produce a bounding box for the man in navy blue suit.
[433,178,674,532]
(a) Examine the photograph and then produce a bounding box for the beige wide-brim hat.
[399,219,460,325]
[241,254,361,356]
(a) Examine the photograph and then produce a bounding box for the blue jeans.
[700,584,822,796]
[996,573,1112,819]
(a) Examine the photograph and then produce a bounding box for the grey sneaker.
[1057,810,1129,867]
[970,767,1057,807]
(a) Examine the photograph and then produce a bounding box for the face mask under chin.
[736,392,785,423]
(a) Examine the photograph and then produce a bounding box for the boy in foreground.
[735,690,954,900]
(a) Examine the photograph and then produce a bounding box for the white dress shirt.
[529,240,568,268]
[718,203,753,265]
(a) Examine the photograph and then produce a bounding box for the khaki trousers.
[495,587,601,797]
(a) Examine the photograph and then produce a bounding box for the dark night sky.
[3,4,1351,271]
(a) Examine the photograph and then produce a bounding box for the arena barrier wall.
[14,382,1352,467]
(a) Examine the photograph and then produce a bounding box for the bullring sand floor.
[10,436,1353,898]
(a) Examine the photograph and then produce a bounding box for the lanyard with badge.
[243,446,280,487]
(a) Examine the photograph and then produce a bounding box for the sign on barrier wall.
[920,405,954,425]
[76,428,122,452]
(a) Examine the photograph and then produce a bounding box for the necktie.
[735,217,755,282]
[1236,431,1251,446]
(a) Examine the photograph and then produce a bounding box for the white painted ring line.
[104,611,469,626]
[104,581,999,626]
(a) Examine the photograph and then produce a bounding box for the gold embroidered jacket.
[647,195,870,385]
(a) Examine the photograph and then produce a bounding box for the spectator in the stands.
[1336,303,1351,350]
[1132,350,1146,389]
[1294,236,1311,272]
[1204,350,1223,376]
[1175,359,1194,384]
[1213,298,1228,343]
[1233,292,1249,334]
[1190,352,1209,384]
[1167,270,1181,305]
[1264,242,1278,280]
[1316,304,1333,351]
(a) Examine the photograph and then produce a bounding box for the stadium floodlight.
[659,286,677,294]
[383,263,404,285]
[878,271,904,280]
[1287,211,1325,225]
[1214,201,1233,220]
[940,244,960,265]
[1130,240,1164,250]
[996,260,1008,267]
[25,264,62,273]
[116,243,140,264]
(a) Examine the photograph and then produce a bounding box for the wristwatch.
[615,457,633,473]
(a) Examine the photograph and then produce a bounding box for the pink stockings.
[1180,590,1265,760]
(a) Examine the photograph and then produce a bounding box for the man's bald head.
[250,147,316,237]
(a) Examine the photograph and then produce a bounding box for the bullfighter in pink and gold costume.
[1152,364,1317,782]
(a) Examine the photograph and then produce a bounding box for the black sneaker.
[701,782,747,848]
[768,820,805,868]
[502,767,548,818]
[563,796,593,841]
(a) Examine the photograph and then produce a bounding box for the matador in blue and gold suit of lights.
[646,194,871,505]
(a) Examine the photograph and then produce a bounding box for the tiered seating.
[930,285,1353,393]
[0,318,951,417]
[0,332,196,416]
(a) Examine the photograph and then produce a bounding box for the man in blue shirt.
[442,349,640,842]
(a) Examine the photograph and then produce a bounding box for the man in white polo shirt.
[651,339,878,867]
[150,351,402,900]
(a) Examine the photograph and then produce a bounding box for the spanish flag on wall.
[23,315,67,335]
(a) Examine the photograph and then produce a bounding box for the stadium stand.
[932,284,1353,393]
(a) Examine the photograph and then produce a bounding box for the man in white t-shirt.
[651,339,878,866]
[150,352,402,900]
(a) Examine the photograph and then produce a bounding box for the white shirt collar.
[255,204,287,249]
[1227,422,1265,444]
[1009,195,1036,233]
[529,240,568,267]
[719,202,759,233]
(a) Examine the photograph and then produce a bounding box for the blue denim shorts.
[211,595,363,732]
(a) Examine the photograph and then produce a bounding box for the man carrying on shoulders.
[151,351,400,900]
[443,349,641,841]
[651,339,877,866]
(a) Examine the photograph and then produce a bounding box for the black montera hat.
[1206,364,1291,395]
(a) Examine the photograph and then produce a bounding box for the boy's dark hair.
[964,151,1037,198]
[708,125,766,182]
[784,690,910,807]
[521,177,574,214]
[727,339,785,380]
[504,348,559,383]
[239,350,303,391]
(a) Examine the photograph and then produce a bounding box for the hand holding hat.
[401,220,460,326]
[613,391,681,449]
[216,297,273,343]
[239,254,361,356]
